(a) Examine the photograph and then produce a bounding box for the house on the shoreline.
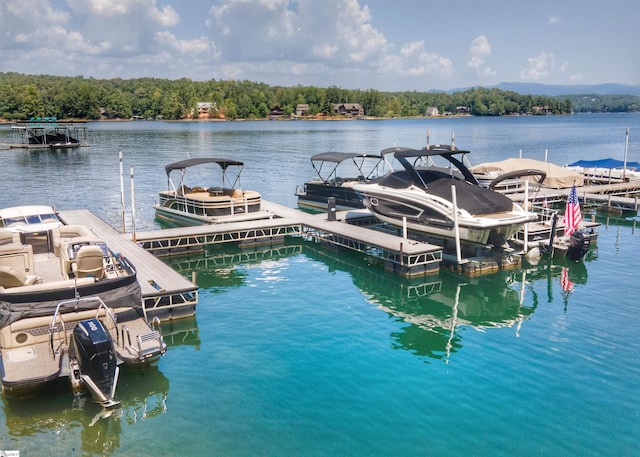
[296,104,310,117]
[196,102,219,119]
[425,106,439,117]
[269,105,286,118]
[331,103,364,118]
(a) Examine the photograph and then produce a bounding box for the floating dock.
[136,201,444,278]
[58,210,198,321]
[59,188,613,320]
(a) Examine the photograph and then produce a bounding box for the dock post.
[119,150,125,233]
[130,166,137,242]
[451,185,462,264]
[327,197,336,221]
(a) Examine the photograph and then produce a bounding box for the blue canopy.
[569,158,640,170]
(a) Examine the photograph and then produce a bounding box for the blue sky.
[0,0,638,91]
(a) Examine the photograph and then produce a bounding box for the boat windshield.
[1,212,60,228]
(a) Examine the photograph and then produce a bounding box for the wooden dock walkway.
[58,210,199,320]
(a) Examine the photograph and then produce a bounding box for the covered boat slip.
[57,210,198,320]
[9,119,88,149]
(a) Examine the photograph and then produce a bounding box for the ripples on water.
[0,114,639,456]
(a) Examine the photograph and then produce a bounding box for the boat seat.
[0,266,40,288]
[0,242,35,275]
[0,230,20,246]
[71,245,105,279]
[52,225,95,256]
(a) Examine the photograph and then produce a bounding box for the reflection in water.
[162,242,303,290]
[304,243,591,362]
[160,316,201,350]
[1,366,169,455]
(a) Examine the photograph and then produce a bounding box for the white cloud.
[548,16,561,24]
[154,31,218,57]
[206,0,388,65]
[519,52,556,80]
[467,35,495,78]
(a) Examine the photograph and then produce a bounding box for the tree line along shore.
[1,72,638,122]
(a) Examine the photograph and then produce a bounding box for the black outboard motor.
[566,231,590,262]
[71,318,119,407]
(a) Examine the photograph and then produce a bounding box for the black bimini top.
[164,158,244,175]
[384,145,477,185]
[310,152,382,163]
[382,144,471,159]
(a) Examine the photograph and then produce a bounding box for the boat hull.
[296,181,365,212]
[356,184,536,245]
[155,190,271,226]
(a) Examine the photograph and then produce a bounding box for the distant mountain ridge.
[447,82,640,96]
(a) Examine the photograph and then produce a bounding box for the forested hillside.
[0,72,588,121]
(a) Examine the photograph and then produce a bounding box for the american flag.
[563,184,582,236]
[561,267,574,292]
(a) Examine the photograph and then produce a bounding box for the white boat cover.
[472,158,583,188]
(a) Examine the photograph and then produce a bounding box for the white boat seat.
[0,266,40,288]
[71,245,105,279]
[52,225,95,255]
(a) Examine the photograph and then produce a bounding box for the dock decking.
[58,210,198,320]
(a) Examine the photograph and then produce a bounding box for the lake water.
[1,114,639,456]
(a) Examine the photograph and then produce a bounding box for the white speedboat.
[353,144,538,247]
[154,157,272,226]
[0,208,166,405]
[295,151,390,212]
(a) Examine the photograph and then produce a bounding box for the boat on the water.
[353,144,538,248]
[154,157,272,226]
[295,151,390,212]
[0,206,166,405]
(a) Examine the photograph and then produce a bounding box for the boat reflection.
[304,243,590,362]
[1,365,169,455]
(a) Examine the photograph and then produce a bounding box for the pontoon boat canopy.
[165,158,244,175]
[310,152,382,163]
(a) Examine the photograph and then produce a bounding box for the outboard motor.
[566,231,590,262]
[71,318,120,407]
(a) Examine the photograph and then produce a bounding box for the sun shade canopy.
[164,158,244,175]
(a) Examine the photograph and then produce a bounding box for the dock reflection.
[303,242,591,362]
[160,315,201,350]
[162,242,303,290]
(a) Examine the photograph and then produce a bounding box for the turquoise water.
[1,114,639,456]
